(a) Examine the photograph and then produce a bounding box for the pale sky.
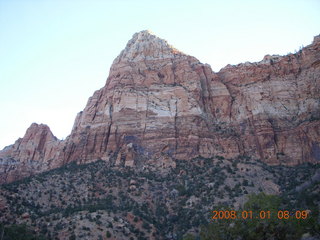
[0,0,319,149]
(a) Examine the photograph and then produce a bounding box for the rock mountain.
[1,30,319,184]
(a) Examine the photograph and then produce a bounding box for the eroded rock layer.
[0,123,62,183]
[1,31,319,183]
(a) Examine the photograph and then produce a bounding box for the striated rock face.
[63,30,230,165]
[0,123,62,183]
[1,30,319,183]
[217,37,320,165]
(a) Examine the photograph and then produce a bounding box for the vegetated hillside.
[0,156,319,240]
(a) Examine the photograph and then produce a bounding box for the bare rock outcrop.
[218,35,320,165]
[0,123,62,183]
[0,30,319,183]
[63,30,233,165]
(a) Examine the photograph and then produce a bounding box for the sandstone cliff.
[0,123,62,183]
[1,31,319,183]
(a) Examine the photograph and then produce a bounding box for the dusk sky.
[0,0,319,149]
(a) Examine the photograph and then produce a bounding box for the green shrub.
[0,224,46,240]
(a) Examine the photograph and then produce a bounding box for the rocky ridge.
[0,30,319,184]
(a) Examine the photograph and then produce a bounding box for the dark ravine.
[0,30,320,184]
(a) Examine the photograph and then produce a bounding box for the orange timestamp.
[211,210,309,220]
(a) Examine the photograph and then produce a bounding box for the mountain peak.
[113,30,183,63]
[134,29,154,37]
[25,123,54,138]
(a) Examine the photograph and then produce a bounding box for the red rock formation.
[218,35,320,165]
[1,30,319,183]
[0,123,62,183]
[62,30,230,166]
